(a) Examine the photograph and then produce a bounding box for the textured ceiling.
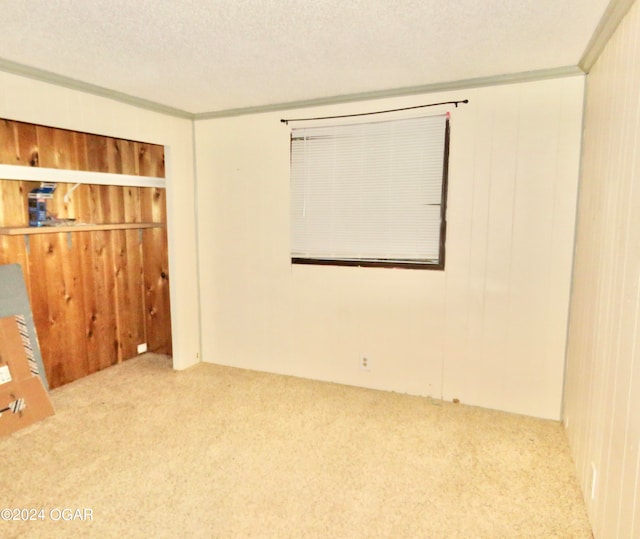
[0,0,612,115]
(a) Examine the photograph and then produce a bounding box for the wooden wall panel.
[135,142,165,178]
[0,120,38,166]
[0,119,165,176]
[72,132,89,171]
[116,230,147,360]
[36,125,77,170]
[17,123,39,167]
[195,77,583,420]
[0,180,32,298]
[120,187,147,360]
[86,230,119,374]
[123,187,143,223]
[29,233,89,386]
[140,186,171,354]
[0,121,17,164]
[108,138,138,175]
[0,118,170,389]
[563,2,640,536]
[84,133,109,173]
[142,227,172,355]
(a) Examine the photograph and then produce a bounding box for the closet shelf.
[0,222,165,236]
[0,163,165,188]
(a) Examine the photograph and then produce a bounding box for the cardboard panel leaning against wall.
[0,119,172,389]
[0,310,55,437]
[0,263,47,387]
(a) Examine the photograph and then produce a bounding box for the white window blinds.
[290,113,449,267]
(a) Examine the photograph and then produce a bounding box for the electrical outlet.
[359,356,371,371]
[137,343,148,354]
[590,463,597,500]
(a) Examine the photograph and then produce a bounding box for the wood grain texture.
[0,120,18,164]
[0,118,170,388]
[17,123,39,168]
[29,233,88,386]
[140,186,171,354]
[0,119,164,176]
[0,223,164,236]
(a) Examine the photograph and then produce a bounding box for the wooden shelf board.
[0,222,165,236]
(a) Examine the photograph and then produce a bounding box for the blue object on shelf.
[28,183,56,227]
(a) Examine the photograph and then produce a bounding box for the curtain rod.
[280,99,468,125]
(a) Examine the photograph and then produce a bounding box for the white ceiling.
[0,0,612,116]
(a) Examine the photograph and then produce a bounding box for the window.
[289,113,450,269]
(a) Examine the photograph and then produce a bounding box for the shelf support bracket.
[63,183,81,204]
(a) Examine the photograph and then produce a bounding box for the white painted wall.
[0,72,200,370]
[564,1,640,536]
[195,76,584,420]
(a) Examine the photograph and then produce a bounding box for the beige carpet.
[1,354,592,538]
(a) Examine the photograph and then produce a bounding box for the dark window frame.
[290,116,450,271]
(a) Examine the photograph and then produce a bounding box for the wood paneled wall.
[563,1,640,536]
[0,119,171,389]
[0,119,165,175]
[194,76,584,420]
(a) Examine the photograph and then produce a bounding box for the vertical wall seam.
[191,119,203,364]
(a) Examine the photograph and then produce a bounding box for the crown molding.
[0,56,584,122]
[194,66,584,120]
[0,57,194,120]
[580,0,637,72]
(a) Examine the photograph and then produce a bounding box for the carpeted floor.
[0,354,592,538]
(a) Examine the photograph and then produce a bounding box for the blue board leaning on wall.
[0,263,49,390]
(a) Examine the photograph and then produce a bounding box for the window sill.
[291,257,444,270]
